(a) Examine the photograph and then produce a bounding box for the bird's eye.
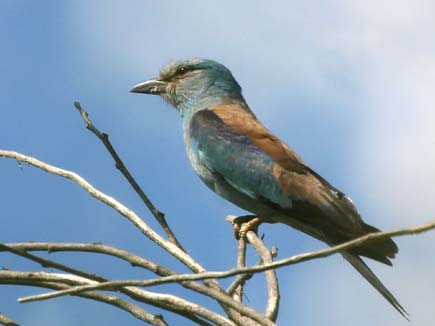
[177,66,188,75]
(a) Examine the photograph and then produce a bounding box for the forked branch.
[73,102,185,251]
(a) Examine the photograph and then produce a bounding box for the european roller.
[131,58,407,318]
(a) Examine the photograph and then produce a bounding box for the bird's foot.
[239,217,262,239]
[226,215,262,240]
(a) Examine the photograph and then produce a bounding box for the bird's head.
[131,58,244,115]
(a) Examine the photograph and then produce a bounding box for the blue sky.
[1,1,435,325]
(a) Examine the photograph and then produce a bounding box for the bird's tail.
[342,252,409,320]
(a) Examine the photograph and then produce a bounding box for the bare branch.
[233,237,247,303]
[226,267,256,297]
[0,150,274,325]
[74,103,252,324]
[122,287,236,326]
[0,244,107,283]
[1,242,174,275]
[0,150,204,273]
[0,312,19,326]
[5,149,430,325]
[0,246,237,326]
[18,277,270,326]
[23,219,435,298]
[246,232,280,322]
[0,271,166,325]
[0,270,236,326]
[225,215,279,320]
[73,102,185,251]
[0,242,269,326]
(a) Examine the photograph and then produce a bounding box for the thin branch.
[233,238,247,303]
[0,242,267,326]
[0,246,235,326]
[1,242,174,276]
[16,275,269,325]
[121,286,236,326]
[0,150,203,272]
[8,149,430,324]
[0,244,107,283]
[74,104,248,324]
[22,219,435,299]
[0,312,19,326]
[0,150,270,325]
[246,232,280,322]
[73,102,185,252]
[226,267,256,297]
[226,215,279,320]
[0,271,166,326]
[1,270,236,326]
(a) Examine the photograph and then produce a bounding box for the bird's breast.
[183,124,216,190]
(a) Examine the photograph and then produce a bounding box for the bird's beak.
[130,79,168,95]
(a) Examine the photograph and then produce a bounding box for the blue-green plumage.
[131,58,407,318]
[188,109,292,213]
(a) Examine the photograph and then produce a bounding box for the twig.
[73,102,185,251]
[246,232,280,322]
[0,244,107,283]
[0,242,268,326]
[122,286,236,326]
[0,271,166,326]
[0,246,236,326]
[0,150,271,326]
[20,218,435,300]
[227,215,280,321]
[7,149,431,324]
[1,242,174,275]
[18,276,269,326]
[0,312,19,326]
[233,238,247,303]
[226,267,256,296]
[0,150,202,272]
[1,270,235,326]
[74,103,247,323]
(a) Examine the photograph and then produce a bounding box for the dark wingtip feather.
[352,222,399,264]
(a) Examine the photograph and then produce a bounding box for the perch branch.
[233,237,247,303]
[246,231,280,322]
[73,102,185,251]
[226,266,257,296]
[0,246,235,326]
[0,150,272,325]
[74,103,248,324]
[0,242,269,326]
[21,218,435,299]
[0,270,236,326]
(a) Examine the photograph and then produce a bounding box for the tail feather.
[342,252,409,320]
[350,223,398,265]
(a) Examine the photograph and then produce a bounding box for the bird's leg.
[226,215,263,239]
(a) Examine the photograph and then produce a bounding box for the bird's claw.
[227,215,262,240]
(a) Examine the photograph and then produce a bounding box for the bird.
[131,58,408,318]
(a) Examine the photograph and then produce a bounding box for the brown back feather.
[211,103,398,264]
